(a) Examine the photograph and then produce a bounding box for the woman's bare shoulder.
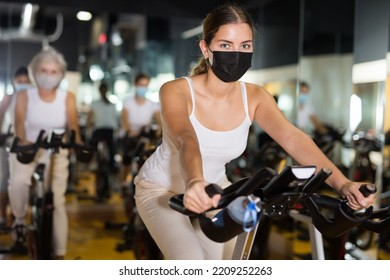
[244,82,273,100]
[160,77,190,99]
[161,77,188,90]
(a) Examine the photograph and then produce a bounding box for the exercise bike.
[76,128,118,203]
[0,125,14,234]
[169,165,390,260]
[113,125,163,259]
[9,129,93,259]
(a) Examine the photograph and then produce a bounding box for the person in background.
[297,81,329,136]
[87,81,118,173]
[133,3,376,260]
[119,72,160,191]
[8,47,82,258]
[117,72,161,227]
[0,67,32,232]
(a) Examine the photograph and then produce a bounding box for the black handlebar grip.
[301,167,332,195]
[205,184,223,197]
[9,137,20,153]
[359,184,377,198]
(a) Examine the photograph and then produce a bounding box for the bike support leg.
[231,223,259,260]
[289,209,325,260]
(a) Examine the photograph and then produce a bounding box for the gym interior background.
[0,0,390,260]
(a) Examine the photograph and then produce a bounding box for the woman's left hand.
[338,181,377,210]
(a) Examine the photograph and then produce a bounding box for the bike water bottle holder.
[199,195,262,243]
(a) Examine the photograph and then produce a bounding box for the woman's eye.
[242,44,252,49]
[220,43,230,49]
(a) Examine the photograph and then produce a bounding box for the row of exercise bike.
[224,125,389,259]
[0,125,162,260]
[110,124,390,260]
[1,124,389,260]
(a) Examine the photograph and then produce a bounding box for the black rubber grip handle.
[205,184,223,197]
[359,184,377,197]
[301,167,332,195]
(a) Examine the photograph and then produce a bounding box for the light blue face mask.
[14,83,32,92]
[136,86,148,98]
[299,94,309,105]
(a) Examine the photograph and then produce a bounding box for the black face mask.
[209,49,253,82]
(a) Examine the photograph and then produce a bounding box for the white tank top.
[25,87,67,142]
[135,77,252,193]
[90,99,118,129]
[122,97,159,134]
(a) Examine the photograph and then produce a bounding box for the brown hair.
[190,3,256,76]
[135,72,150,84]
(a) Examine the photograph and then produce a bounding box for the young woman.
[134,3,376,260]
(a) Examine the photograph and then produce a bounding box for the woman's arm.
[14,90,28,143]
[252,85,375,209]
[0,94,12,131]
[310,114,329,135]
[159,79,220,213]
[153,109,162,137]
[66,92,82,143]
[86,105,94,129]
[120,108,132,135]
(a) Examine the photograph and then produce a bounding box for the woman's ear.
[199,40,209,59]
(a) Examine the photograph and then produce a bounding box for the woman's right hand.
[183,179,221,214]
[19,139,34,146]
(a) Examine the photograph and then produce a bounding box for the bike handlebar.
[169,165,388,242]
[168,167,277,216]
[10,129,94,164]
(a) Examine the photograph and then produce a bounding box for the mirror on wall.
[352,0,390,260]
[379,71,390,259]
[296,0,390,260]
[297,0,355,168]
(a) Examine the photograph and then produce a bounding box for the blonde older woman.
[8,47,81,259]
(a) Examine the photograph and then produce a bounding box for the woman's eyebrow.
[216,39,253,44]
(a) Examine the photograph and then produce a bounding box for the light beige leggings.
[8,148,69,256]
[134,179,236,260]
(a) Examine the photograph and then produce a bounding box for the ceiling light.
[77,11,92,21]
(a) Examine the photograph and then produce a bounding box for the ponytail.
[190,56,209,76]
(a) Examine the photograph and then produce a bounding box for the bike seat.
[75,145,94,163]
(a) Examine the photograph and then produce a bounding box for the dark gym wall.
[253,0,300,69]
[0,41,41,84]
[354,0,390,63]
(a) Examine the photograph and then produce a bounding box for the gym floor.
[0,167,388,260]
